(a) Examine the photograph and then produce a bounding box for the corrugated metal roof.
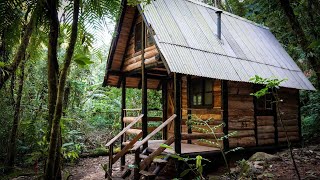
[142,0,315,90]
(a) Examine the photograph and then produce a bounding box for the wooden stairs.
[105,113,177,180]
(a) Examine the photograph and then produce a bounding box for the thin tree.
[5,54,27,168]
[45,0,80,179]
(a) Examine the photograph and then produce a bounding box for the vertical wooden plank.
[253,85,258,146]
[162,81,168,140]
[141,19,148,149]
[297,90,302,143]
[187,76,192,144]
[107,144,114,180]
[120,77,126,168]
[174,73,182,154]
[134,149,141,180]
[273,91,278,146]
[222,80,229,151]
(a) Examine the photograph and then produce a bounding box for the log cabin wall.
[228,82,256,148]
[167,76,223,148]
[277,88,300,143]
[121,15,160,73]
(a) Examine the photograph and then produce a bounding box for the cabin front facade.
[103,0,315,179]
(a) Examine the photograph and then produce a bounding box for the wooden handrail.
[131,114,176,151]
[106,114,144,147]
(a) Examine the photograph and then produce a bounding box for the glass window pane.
[204,92,212,105]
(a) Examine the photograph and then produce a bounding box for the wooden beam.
[273,90,278,146]
[141,19,148,149]
[187,76,192,144]
[253,85,258,146]
[297,90,302,143]
[181,133,221,140]
[174,73,182,154]
[162,81,168,140]
[222,80,229,151]
[120,77,126,167]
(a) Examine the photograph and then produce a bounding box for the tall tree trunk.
[0,9,36,89]
[6,54,26,167]
[45,0,80,179]
[279,0,320,88]
[45,0,61,178]
[46,0,60,140]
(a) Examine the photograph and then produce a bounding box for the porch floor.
[138,140,220,155]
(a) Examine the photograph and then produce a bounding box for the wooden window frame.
[135,22,142,52]
[190,78,213,108]
[254,86,274,115]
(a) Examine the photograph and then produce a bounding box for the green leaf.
[180,169,191,177]
[73,54,94,66]
[160,143,173,149]
[308,40,320,49]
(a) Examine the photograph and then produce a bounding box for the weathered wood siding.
[277,88,300,143]
[122,15,159,72]
[228,82,256,148]
[167,76,223,148]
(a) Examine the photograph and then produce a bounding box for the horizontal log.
[277,120,297,126]
[258,133,275,139]
[124,47,158,66]
[278,131,299,137]
[258,139,274,145]
[229,116,254,122]
[125,45,157,60]
[257,116,274,126]
[278,136,299,142]
[181,133,223,140]
[229,121,255,130]
[230,130,255,138]
[277,126,298,132]
[229,137,256,148]
[123,56,159,72]
[229,109,254,116]
[257,126,274,133]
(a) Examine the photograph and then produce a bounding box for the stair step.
[139,154,168,164]
[126,129,142,135]
[139,170,155,177]
[123,117,140,123]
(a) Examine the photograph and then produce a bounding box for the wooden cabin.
[103,0,315,179]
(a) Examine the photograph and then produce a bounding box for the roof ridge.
[184,0,269,30]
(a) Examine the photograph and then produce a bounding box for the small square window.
[135,22,142,52]
[190,78,213,107]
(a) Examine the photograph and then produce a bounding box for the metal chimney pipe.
[216,10,222,40]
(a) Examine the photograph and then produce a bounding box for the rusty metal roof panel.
[142,0,315,90]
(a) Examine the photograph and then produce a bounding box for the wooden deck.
[133,140,220,155]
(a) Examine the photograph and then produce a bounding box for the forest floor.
[6,143,320,179]
[62,143,320,180]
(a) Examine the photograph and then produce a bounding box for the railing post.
[141,17,148,149]
[162,81,168,140]
[121,77,126,168]
[134,148,141,180]
[174,73,181,154]
[107,144,114,180]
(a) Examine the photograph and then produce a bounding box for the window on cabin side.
[257,93,273,110]
[135,22,154,52]
[135,22,142,52]
[190,78,213,107]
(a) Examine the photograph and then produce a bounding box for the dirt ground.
[63,144,320,180]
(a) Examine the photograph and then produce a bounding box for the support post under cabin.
[174,73,181,154]
[141,19,148,149]
[120,77,126,168]
[162,81,168,140]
